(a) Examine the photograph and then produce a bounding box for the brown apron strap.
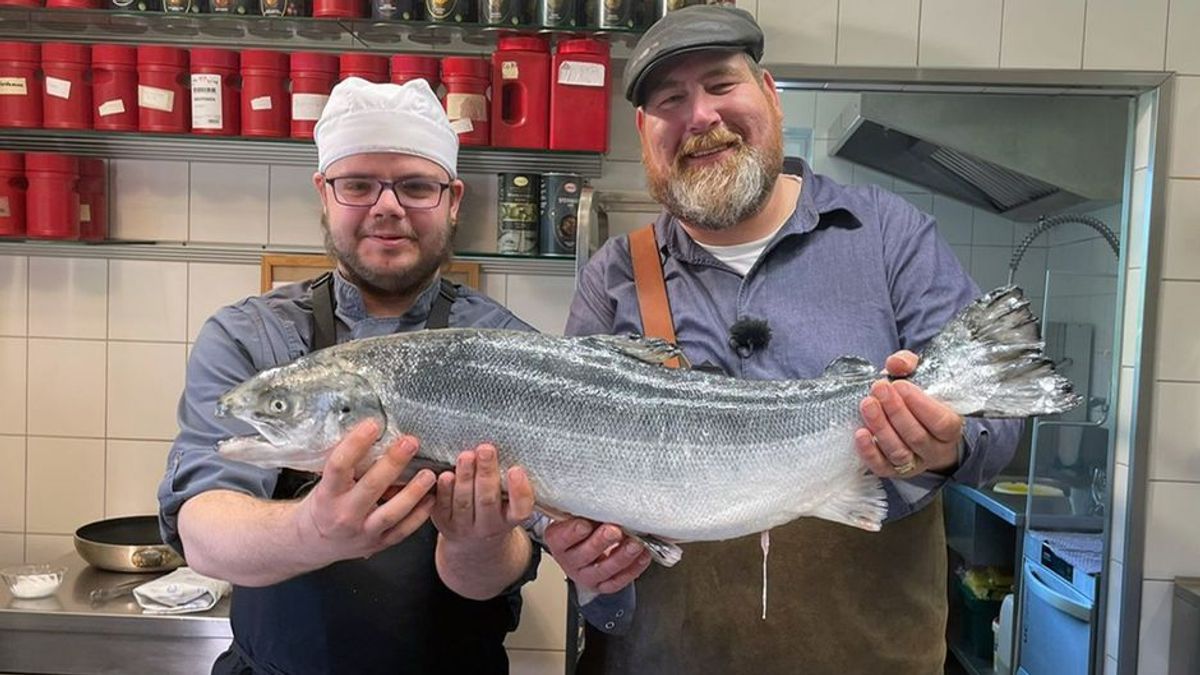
[629,224,682,369]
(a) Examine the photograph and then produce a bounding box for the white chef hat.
[314,77,458,178]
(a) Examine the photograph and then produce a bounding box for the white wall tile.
[1110,463,1128,564]
[760,0,838,66]
[972,211,1014,248]
[27,257,107,340]
[1167,0,1200,75]
[604,210,660,240]
[24,534,73,564]
[1105,558,1122,656]
[837,0,919,67]
[969,245,1011,291]
[108,259,188,342]
[606,70,641,163]
[110,159,189,242]
[1143,480,1200,578]
[1115,366,1134,466]
[0,255,27,336]
[591,159,647,193]
[268,165,324,248]
[932,197,974,246]
[26,436,105,534]
[0,338,25,434]
[1163,180,1200,281]
[0,533,22,566]
[814,92,860,140]
[187,263,261,341]
[107,342,186,441]
[0,435,25,531]
[1137,579,1174,675]
[851,164,893,190]
[1149,382,1200,481]
[950,245,971,271]
[1000,0,1085,69]
[1153,281,1200,380]
[1120,268,1142,368]
[918,0,1002,68]
[1082,0,1169,71]
[506,556,567,650]
[812,138,855,186]
[504,274,575,335]
[105,440,171,518]
[778,90,818,132]
[899,192,932,216]
[189,163,270,244]
[26,338,106,438]
[507,649,565,675]
[1169,77,1200,179]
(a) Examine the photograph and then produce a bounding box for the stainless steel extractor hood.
[827,92,1129,221]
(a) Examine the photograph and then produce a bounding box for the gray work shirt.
[566,158,1022,520]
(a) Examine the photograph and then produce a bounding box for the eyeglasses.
[324,176,452,209]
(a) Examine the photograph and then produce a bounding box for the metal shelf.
[0,6,642,54]
[0,129,604,176]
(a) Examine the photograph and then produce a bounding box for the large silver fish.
[215,286,1079,565]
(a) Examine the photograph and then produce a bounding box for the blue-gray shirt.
[566,158,1022,518]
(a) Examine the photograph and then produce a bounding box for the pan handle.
[132,548,167,569]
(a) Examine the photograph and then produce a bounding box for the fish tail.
[810,467,888,532]
[911,286,1082,418]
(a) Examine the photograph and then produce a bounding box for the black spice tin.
[480,0,534,26]
[204,0,257,14]
[108,0,162,11]
[590,0,633,29]
[426,0,474,22]
[498,173,540,255]
[260,0,308,16]
[538,0,577,27]
[373,0,420,19]
[163,0,201,12]
[539,173,580,256]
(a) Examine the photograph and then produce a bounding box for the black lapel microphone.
[728,317,772,358]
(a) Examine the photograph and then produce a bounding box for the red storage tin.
[136,46,189,133]
[490,34,550,149]
[391,54,440,91]
[290,51,337,139]
[42,42,92,130]
[25,153,80,240]
[78,158,106,241]
[550,37,609,152]
[0,0,40,6]
[92,44,138,131]
[441,56,489,147]
[240,50,289,137]
[339,53,388,83]
[190,48,239,136]
[46,0,101,6]
[0,42,42,129]
[314,0,361,17]
[0,152,24,237]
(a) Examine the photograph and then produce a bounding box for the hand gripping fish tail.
[910,285,1083,418]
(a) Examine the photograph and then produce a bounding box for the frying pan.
[74,515,184,573]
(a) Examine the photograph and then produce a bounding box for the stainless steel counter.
[0,551,231,675]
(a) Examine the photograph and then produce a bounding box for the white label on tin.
[445,93,488,121]
[558,61,605,88]
[0,196,9,218]
[190,74,224,130]
[501,61,519,80]
[0,77,27,96]
[80,203,92,223]
[250,95,273,111]
[98,99,126,117]
[292,93,328,121]
[449,118,474,134]
[45,76,72,100]
[138,85,175,113]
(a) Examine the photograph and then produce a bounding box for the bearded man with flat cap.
[543,6,1024,674]
[157,78,635,675]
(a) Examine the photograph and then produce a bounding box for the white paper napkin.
[132,567,231,615]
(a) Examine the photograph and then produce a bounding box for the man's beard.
[321,214,456,297]
[646,123,784,232]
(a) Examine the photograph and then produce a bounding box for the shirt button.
[615,610,624,618]
[604,621,615,630]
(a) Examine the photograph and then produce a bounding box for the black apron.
[213,274,518,675]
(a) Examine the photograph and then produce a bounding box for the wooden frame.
[260,254,481,293]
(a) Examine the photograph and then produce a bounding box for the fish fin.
[583,334,692,369]
[622,529,683,567]
[810,469,888,532]
[822,355,878,380]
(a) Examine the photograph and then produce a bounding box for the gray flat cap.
[623,4,764,106]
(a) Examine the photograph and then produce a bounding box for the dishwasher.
[1017,531,1101,675]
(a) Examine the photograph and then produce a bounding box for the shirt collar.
[331,270,443,327]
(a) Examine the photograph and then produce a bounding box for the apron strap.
[427,277,457,330]
[629,224,681,369]
[309,271,338,351]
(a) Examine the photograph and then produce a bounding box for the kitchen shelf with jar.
[0,5,643,55]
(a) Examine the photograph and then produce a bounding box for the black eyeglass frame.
[323,176,453,210]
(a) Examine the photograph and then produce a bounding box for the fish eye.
[340,406,351,414]
[269,399,288,413]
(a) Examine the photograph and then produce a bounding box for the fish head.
[215,360,386,456]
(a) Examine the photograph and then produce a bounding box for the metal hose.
[1006,214,1121,285]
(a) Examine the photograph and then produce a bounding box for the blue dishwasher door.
[1017,559,1094,675]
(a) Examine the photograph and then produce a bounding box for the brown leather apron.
[574,225,948,675]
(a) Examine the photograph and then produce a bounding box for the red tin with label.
[25,153,80,240]
[137,46,189,133]
[91,44,138,131]
[0,152,24,237]
[42,42,92,130]
[314,0,362,16]
[339,53,388,83]
[390,54,440,91]
[550,37,609,152]
[78,158,107,241]
[290,52,337,139]
[490,34,549,149]
[190,48,240,136]
[46,0,101,7]
[0,42,42,129]
[441,56,489,147]
[241,49,289,137]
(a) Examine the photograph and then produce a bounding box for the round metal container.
[537,0,577,27]
[498,172,540,255]
[426,0,474,22]
[480,0,534,26]
[539,172,580,256]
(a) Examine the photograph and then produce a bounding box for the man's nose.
[684,91,723,135]
[371,185,408,217]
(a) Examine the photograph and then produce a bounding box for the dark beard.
[321,215,456,298]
